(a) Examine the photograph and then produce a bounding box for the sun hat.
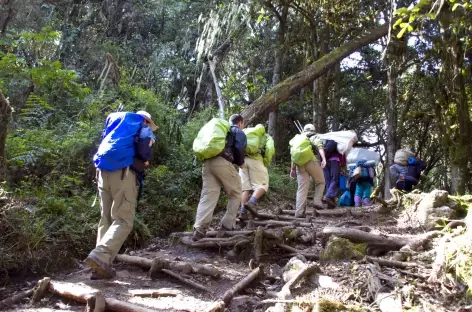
[303,124,316,133]
[136,111,158,131]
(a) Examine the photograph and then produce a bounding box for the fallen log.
[322,227,411,251]
[105,298,158,312]
[31,277,51,303]
[0,288,34,309]
[161,269,209,292]
[48,281,106,312]
[366,263,402,312]
[181,235,251,249]
[31,279,154,312]
[277,243,319,260]
[205,267,262,312]
[366,256,419,269]
[115,254,221,278]
[128,288,182,297]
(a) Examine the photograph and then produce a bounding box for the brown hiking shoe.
[192,229,206,241]
[84,254,116,279]
[90,268,116,280]
[324,197,337,209]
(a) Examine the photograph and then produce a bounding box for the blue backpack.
[93,112,145,171]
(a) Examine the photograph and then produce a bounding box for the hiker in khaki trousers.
[290,124,327,218]
[86,111,157,279]
[192,114,247,241]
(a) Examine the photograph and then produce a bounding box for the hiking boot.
[192,229,206,241]
[84,254,116,279]
[90,268,116,280]
[243,202,257,218]
[324,197,337,209]
[239,211,249,220]
[216,224,238,238]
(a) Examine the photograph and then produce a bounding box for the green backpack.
[244,124,266,155]
[193,118,230,160]
[289,134,314,166]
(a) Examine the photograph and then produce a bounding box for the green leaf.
[257,14,263,24]
[408,25,414,32]
[394,7,409,16]
[393,18,403,29]
[452,3,460,11]
[397,27,408,38]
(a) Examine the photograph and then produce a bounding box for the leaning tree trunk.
[268,1,289,144]
[241,25,389,125]
[0,89,12,182]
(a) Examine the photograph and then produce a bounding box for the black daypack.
[323,139,338,159]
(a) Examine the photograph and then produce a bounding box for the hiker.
[350,160,376,207]
[239,124,275,219]
[322,146,346,209]
[85,110,158,279]
[390,150,425,192]
[289,124,326,218]
[192,114,247,241]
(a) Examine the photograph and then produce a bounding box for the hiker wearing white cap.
[85,110,158,279]
[289,123,326,217]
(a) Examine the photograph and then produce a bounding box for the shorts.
[239,157,269,192]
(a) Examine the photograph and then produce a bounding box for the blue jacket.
[220,125,247,166]
[390,161,425,183]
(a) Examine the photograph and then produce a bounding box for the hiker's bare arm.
[318,148,327,168]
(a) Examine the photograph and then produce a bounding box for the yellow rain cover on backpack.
[244,124,266,155]
[193,118,230,160]
[262,134,275,167]
[289,134,314,166]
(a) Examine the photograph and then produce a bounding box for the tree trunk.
[451,40,470,194]
[268,2,289,145]
[384,63,398,199]
[241,25,389,125]
[0,89,12,182]
[332,62,341,131]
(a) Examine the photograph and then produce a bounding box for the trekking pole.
[294,120,302,133]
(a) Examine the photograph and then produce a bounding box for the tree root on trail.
[181,235,251,249]
[115,254,221,278]
[161,269,209,292]
[0,288,34,309]
[170,229,283,240]
[31,278,155,312]
[128,288,182,297]
[366,264,402,312]
[254,226,264,264]
[315,206,384,218]
[204,266,262,312]
[267,263,320,312]
[253,220,321,228]
[322,227,411,251]
[276,243,319,260]
[366,256,419,269]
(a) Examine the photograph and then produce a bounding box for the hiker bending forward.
[192,114,247,241]
[86,111,157,279]
[290,124,327,218]
[239,124,275,218]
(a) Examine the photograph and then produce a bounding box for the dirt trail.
[1,194,466,312]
